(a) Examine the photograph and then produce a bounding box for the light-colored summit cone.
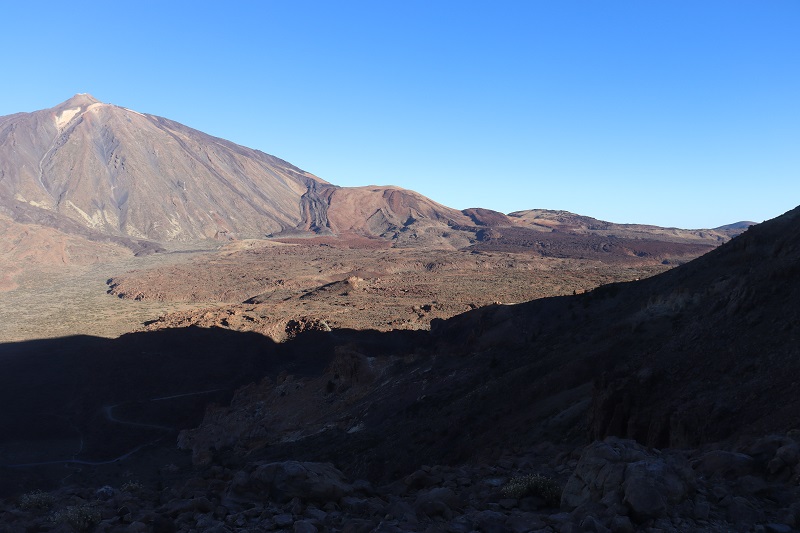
[0,95,326,242]
[57,93,101,109]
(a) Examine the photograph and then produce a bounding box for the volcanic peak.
[56,93,101,109]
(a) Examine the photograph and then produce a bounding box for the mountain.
[0,95,747,254]
[0,94,488,248]
[509,209,754,243]
[0,94,327,242]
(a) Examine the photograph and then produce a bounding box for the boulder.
[622,457,688,521]
[294,520,319,533]
[230,461,352,503]
[414,487,460,519]
[692,450,756,479]
[561,437,693,524]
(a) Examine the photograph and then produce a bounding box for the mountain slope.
[0,94,324,241]
[1,95,748,252]
[509,208,754,244]
[0,212,130,291]
[0,95,479,246]
[170,205,799,477]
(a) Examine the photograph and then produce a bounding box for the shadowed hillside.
[175,205,800,480]
[3,206,797,488]
[1,207,798,531]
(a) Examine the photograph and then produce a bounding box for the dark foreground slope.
[0,327,424,494]
[0,206,798,531]
[3,206,798,481]
[174,206,800,480]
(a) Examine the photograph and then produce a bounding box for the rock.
[622,474,666,522]
[341,496,386,516]
[404,469,439,489]
[519,496,546,511]
[294,520,319,533]
[193,514,217,529]
[770,443,800,475]
[289,496,304,515]
[274,512,294,527]
[737,474,768,495]
[414,487,460,519]
[580,515,611,533]
[352,479,375,494]
[304,507,328,522]
[498,498,518,509]
[127,522,148,533]
[506,513,545,532]
[472,509,509,533]
[745,436,791,463]
[447,515,475,533]
[609,515,635,533]
[692,500,710,520]
[150,514,177,533]
[561,437,691,524]
[547,511,572,524]
[775,508,796,528]
[726,496,761,526]
[765,524,793,533]
[692,450,756,479]
[202,526,229,533]
[161,496,214,516]
[776,443,800,466]
[621,458,688,522]
[232,461,352,503]
[341,519,380,533]
[561,440,626,509]
[95,486,115,501]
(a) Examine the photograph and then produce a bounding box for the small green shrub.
[501,474,562,507]
[18,490,55,512]
[120,480,144,493]
[50,504,102,532]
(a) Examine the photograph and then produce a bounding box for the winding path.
[3,388,226,468]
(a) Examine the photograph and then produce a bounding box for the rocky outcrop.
[561,437,800,532]
[3,437,799,532]
[228,461,352,504]
[561,438,694,523]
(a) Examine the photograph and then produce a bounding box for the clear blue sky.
[1,1,797,228]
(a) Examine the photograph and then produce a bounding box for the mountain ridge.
[0,96,748,251]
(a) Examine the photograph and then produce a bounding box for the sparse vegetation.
[502,474,562,507]
[18,489,55,512]
[50,504,102,532]
[120,480,144,493]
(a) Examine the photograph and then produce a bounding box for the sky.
[1,1,798,229]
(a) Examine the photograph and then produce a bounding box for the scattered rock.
[231,461,352,503]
